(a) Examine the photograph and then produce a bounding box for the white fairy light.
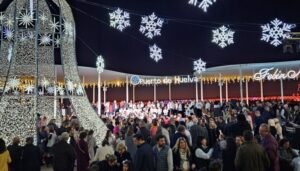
[67,80,74,94]
[25,85,34,94]
[109,8,130,31]
[261,18,295,47]
[39,34,52,46]
[8,77,20,89]
[0,12,6,23]
[49,17,60,32]
[4,27,14,40]
[212,25,235,48]
[139,13,164,39]
[7,44,12,62]
[193,58,206,75]
[188,0,217,12]
[76,85,84,95]
[40,13,48,25]
[18,10,35,28]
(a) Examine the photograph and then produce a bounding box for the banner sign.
[253,67,300,81]
[130,75,199,85]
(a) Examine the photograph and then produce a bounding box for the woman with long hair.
[0,138,11,171]
[115,143,132,168]
[172,137,193,171]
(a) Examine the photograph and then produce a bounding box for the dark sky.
[2,0,300,75]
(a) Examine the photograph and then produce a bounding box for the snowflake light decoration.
[4,27,14,40]
[39,34,52,46]
[149,44,163,62]
[25,85,34,94]
[5,17,14,28]
[27,31,34,40]
[109,8,130,32]
[20,32,27,42]
[261,18,295,47]
[188,0,217,12]
[139,13,164,39]
[18,10,35,28]
[212,25,235,48]
[193,58,206,75]
[96,55,105,74]
[57,86,65,96]
[41,78,50,87]
[8,77,20,89]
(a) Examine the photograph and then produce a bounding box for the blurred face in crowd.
[201,138,207,146]
[179,139,187,149]
[157,137,166,148]
[283,141,290,149]
[118,145,126,154]
[108,159,117,167]
[235,136,243,146]
[122,163,129,171]
[259,126,268,138]
[255,110,261,117]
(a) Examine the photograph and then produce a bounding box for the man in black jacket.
[52,132,76,171]
[133,134,155,171]
[21,137,41,171]
[7,137,22,171]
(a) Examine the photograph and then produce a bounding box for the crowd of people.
[0,99,300,171]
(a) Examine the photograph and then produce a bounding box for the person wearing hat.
[133,134,155,171]
[96,154,119,171]
[21,137,41,171]
[52,132,76,171]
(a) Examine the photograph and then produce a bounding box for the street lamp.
[96,55,105,115]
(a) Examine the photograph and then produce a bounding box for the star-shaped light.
[5,17,14,28]
[25,85,34,94]
[39,13,48,25]
[54,37,60,47]
[8,77,20,89]
[149,44,163,62]
[0,12,6,23]
[18,10,35,28]
[4,27,14,40]
[49,18,60,32]
[20,32,27,42]
[39,34,52,46]
[27,31,34,39]
[41,78,50,87]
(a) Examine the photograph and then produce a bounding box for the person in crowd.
[170,125,189,148]
[292,151,300,171]
[114,143,131,168]
[87,130,97,160]
[96,154,119,171]
[105,130,116,146]
[235,130,270,171]
[259,123,280,171]
[0,138,11,171]
[254,110,265,135]
[231,114,252,138]
[235,136,244,147]
[190,118,209,149]
[222,137,237,171]
[153,135,173,171]
[122,160,133,171]
[194,136,214,170]
[125,126,137,160]
[21,137,41,171]
[45,127,57,166]
[137,121,151,143]
[150,118,159,138]
[133,134,155,171]
[279,138,298,171]
[52,132,76,171]
[172,137,193,171]
[94,139,114,162]
[7,137,22,171]
[76,132,90,171]
[209,160,223,171]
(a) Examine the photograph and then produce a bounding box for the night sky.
[2,0,300,75]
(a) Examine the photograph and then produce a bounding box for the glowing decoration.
[39,13,48,25]
[139,13,164,39]
[149,44,162,62]
[27,31,34,39]
[38,90,44,96]
[39,34,52,46]
[76,85,84,95]
[67,80,74,94]
[188,0,217,12]
[54,38,60,47]
[8,77,20,89]
[261,18,295,47]
[4,27,14,40]
[25,85,34,94]
[193,58,206,75]
[212,25,235,48]
[18,10,35,28]
[49,18,59,32]
[96,55,105,74]
[41,78,50,87]
[253,67,300,81]
[47,86,55,94]
[64,21,74,38]
[29,0,33,17]
[20,32,27,42]
[130,75,141,86]
[109,8,130,32]
[57,86,65,96]
[5,17,14,28]
[13,91,19,96]
[0,12,5,23]
[7,44,12,62]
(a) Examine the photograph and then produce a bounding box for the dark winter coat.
[52,140,76,171]
[21,144,41,171]
[133,142,155,171]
